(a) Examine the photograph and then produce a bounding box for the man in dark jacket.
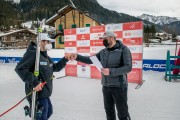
[15,33,68,120]
[67,31,132,120]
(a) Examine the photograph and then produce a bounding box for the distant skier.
[15,33,69,120]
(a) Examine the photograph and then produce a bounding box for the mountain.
[1,0,151,28]
[161,21,180,35]
[138,14,180,34]
[74,0,144,24]
[1,0,179,35]
[138,14,179,25]
[87,0,98,4]
[16,0,143,24]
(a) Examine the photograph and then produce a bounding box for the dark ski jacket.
[76,40,132,89]
[15,42,68,103]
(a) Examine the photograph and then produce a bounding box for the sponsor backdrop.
[143,59,174,72]
[64,21,143,84]
[0,57,61,64]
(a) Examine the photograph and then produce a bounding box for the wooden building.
[46,5,101,49]
[0,29,36,49]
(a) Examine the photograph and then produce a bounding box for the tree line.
[0,0,143,30]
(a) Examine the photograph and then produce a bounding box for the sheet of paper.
[90,56,103,72]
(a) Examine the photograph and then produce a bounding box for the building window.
[58,37,64,44]
[72,24,76,28]
[86,24,90,27]
[58,24,63,31]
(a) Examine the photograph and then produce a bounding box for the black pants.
[102,86,131,120]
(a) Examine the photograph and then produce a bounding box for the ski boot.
[24,105,30,116]
[24,105,44,118]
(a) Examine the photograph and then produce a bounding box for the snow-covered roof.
[46,5,100,26]
[45,14,58,25]
[58,5,70,13]
[176,36,180,40]
[0,29,36,37]
[156,32,172,36]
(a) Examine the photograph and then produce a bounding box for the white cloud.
[97,0,180,17]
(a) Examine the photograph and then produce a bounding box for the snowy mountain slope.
[138,14,180,25]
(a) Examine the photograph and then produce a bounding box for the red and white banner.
[64,21,143,84]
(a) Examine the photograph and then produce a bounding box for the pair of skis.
[0,19,45,119]
[31,19,46,120]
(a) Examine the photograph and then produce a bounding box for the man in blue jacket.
[67,31,132,120]
[15,33,68,120]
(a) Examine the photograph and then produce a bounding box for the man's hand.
[71,53,77,60]
[65,53,71,60]
[65,53,77,61]
[34,83,43,92]
[101,68,110,76]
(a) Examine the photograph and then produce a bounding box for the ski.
[31,19,45,120]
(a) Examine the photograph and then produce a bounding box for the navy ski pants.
[36,97,53,120]
[102,86,131,120]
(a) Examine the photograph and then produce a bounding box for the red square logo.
[77,47,90,53]
[64,41,76,47]
[64,29,76,35]
[77,34,90,40]
[65,65,77,77]
[123,38,142,45]
[90,26,105,33]
[123,21,143,30]
[90,66,101,79]
[131,53,142,60]
[128,68,142,84]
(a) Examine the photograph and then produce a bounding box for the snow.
[138,14,179,25]
[1,63,180,120]
[0,29,35,37]
[0,49,65,58]
[46,14,58,24]
[176,36,180,40]
[21,21,33,29]
[0,44,176,60]
[21,21,55,32]
[143,45,176,60]
[0,44,180,120]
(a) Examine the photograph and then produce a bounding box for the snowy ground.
[1,63,180,120]
[0,44,177,60]
[1,44,180,120]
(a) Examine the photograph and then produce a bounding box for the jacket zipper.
[105,51,110,85]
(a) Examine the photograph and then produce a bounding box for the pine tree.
[150,25,156,33]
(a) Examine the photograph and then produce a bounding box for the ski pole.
[0,82,46,118]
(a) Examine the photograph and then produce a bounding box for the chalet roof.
[0,29,36,37]
[46,5,100,26]
[176,36,180,40]
[156,32,172,36]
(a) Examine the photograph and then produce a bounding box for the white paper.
[90,56,103,72]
